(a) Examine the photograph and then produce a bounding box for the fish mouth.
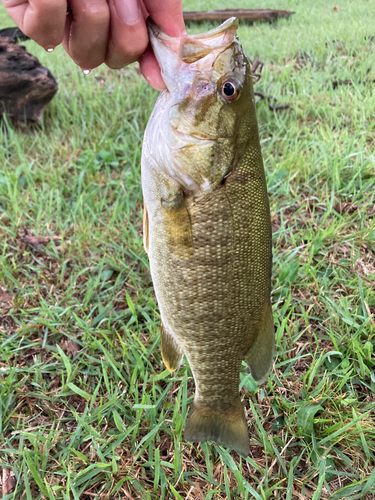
[179,17,239,63]
[147,19,181,92]
[147,18,181,59]
[147,16,238,59]
[147,17,239,91]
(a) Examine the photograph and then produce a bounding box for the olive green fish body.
[142,18,274,457]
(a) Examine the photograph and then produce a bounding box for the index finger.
[2,0,67,49]
[143,0,185,37]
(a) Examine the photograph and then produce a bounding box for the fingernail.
[82,69,91,75]
[114,0,140,24]
[46,47,54,53]
[144,73,166,91]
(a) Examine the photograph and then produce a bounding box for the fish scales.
[141,17,274,457]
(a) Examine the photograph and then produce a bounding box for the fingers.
[139,46,166,90]
[2,0,185,89]
[105,0,148,69]
[62,0,110,70]
[2,0,67,49]
[143,0,185,37]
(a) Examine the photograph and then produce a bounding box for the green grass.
[0,0,374,498]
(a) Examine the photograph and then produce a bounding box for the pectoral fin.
[162,192,193,260]
[161,321,184,372]
[143,202,149,255]
[245,303,275,385]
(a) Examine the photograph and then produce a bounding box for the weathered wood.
[0,27,29,41]
[183,9,295,24]
[0,37,58,123]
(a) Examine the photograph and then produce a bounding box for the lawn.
[0,0,374,498]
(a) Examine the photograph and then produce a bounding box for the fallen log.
[0,37,58,123]
[183,9,295,24]
[0,27,29,42]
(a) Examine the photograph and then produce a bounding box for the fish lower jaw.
[171,126,216,146]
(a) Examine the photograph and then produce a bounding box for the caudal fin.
[184,402,249,457]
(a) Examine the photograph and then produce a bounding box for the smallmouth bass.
[141,18,274,457]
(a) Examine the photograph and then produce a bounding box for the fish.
[141,17,274,457]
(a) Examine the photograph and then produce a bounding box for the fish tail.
[184,401,249,457]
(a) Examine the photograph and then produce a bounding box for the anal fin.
[245,302,275,385]
[161,321,184,372]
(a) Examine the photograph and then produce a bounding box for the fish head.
[147,18,257,196]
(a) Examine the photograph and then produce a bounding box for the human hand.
[1,0,185,89]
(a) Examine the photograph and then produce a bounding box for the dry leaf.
[60,338,80,358]
[2,468,16,496]
[293,489,306,500]
[304,486,314,499]
[333,6,341,11]
[332,79,352,89]
[0,289,14,313]
[18,228,62,249]
[333,202,358,214]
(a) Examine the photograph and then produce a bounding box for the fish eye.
[220,78,240,103]
[223,82,235,96]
